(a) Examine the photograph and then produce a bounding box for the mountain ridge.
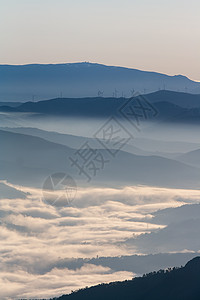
[1,129,200,188]
[2,90,200,124]
[52,257,200,300]
[1,62,200,101]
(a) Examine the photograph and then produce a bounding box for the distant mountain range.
[1,62,200,101]
[1,129,200,189]
[176,149,200,167]
[1,90,200,124]
[54,257,200,300]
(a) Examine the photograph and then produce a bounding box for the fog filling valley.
[0,108,200,299]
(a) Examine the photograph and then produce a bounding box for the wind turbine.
[32,95,36,102]
[130,88,135,97]
[114,88,118,98]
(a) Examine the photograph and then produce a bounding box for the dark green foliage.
[56,257,200,300]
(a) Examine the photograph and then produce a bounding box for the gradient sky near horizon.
[1,0,200,81]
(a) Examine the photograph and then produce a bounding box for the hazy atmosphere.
[1,1,200,300]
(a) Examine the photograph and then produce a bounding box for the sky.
[1,0,200,80]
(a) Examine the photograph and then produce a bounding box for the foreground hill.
[1,62,200,101]
[55,257,200,300]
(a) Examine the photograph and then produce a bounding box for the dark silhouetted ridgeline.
[2,90,200,124]
[53,257,200,300]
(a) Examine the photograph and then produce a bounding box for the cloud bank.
[1,181,200,299]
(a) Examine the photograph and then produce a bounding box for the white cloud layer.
[1,181,200,299]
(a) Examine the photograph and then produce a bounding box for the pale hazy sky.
[1,0,200,80]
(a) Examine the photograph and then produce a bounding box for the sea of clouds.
[1,181,200,299]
